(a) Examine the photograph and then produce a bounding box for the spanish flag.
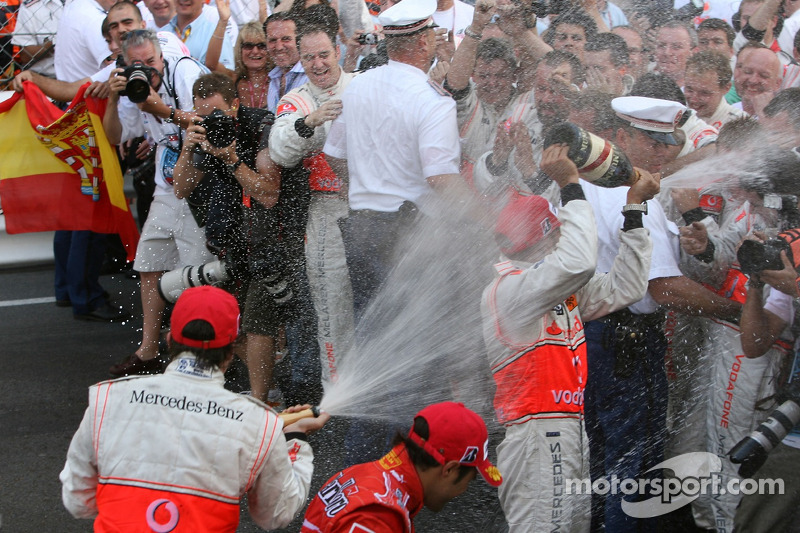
[0,82,139,261]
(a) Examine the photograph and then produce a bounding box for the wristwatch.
[622,202,648,215]
[164,107,176,124]
[226,157,243,174]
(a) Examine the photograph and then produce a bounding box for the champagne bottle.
[543,122,639,188]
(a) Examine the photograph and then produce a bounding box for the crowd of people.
[10,0,800,529]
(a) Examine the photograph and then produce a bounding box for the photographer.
[103,28,213,377]
[734,238,800,532]
[172,72,277,298]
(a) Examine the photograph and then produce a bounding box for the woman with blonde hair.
[233,21,273,108]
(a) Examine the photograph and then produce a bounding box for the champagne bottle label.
[543,122,636,188]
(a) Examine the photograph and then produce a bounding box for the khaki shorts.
[133,193,213,273]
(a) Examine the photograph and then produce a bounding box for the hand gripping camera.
[729,378,800,477]
[116,57,157,104]
[200,109,237,148]
[737,227,800,276]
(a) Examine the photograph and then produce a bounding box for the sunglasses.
[242,42,268,51]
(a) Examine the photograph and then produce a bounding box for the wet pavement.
[0,264,508,532]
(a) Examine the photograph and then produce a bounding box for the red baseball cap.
[408,402,502,487]
[171,286,240,349]
[495,193,561,256]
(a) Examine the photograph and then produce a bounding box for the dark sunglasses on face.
[242,42,267,51]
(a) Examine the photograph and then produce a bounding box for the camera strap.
[162,56,210,152]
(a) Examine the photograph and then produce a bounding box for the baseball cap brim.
[642,129,678,146]
[476,458,503,487]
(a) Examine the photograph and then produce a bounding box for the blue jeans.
[54,230,107,315]
[584,317,668,533]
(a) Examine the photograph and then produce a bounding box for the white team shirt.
[324,60,460,213]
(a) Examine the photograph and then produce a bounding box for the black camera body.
[116,57,156,104]
[357,33,379,45]
[201,109,237,148]
[737,238,792,276]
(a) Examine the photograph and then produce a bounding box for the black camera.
[200,109,237,148]
[357,33,379,45]
[729,378,800,477]
[737,238,792,276]
[737,225,800,276]
[116,57,156,104]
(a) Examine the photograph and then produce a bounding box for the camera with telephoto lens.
[158,255,294,304]
[729,378,800,477]
[737,225,800,276]
[200,109,237,148]
[357,33,378,45]
[116,56,157,104]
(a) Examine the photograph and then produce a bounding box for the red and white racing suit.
[270,71,357,388]
[60,354,314,532]
[301,444,424,533]
[678,202,791,530]
[481,198,652,532]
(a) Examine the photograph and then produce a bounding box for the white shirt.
[12,0,67,78]
[324,60,460,213]
[54,0,108,81]
[432,0,473,48]
[116,57,207,194]
[582,180,682,314]
[779,9,800,57]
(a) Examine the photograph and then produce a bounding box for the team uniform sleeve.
[490,199,599,330]
[578,226,653,322]
[246,424,315,530]
[269,93,315,168]
[59,392,100,519]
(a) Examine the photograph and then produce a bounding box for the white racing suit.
[451,83,542,191]
[481,197,652,532]
[270,72,357,389]
[60,354,314,532]
[677,201,789,530]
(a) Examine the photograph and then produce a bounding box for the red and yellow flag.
[0,82,139,261]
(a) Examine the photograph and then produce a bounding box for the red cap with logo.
[495,193,561,256]
[171,286,240,349]
[408,401,502,487]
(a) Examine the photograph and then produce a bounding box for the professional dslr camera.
[116,56,158,104]
[737,202,800,276]
[199,109,237,148]
[729,378,800,477]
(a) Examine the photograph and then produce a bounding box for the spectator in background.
[139,0,176,29]
[696,17,735,59]
[612,25,648,80]
[544,9,597,62]
[233,21,272,108]
[583,32,632,96]
[733,42,782,116]
[12,0,63,78]
[653,19,695,87]
[684,50,746,129]
[167,0,235,71]
[265,12,307,113]
[432,0,473,47]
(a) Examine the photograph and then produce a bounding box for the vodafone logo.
[146,499,179,532]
